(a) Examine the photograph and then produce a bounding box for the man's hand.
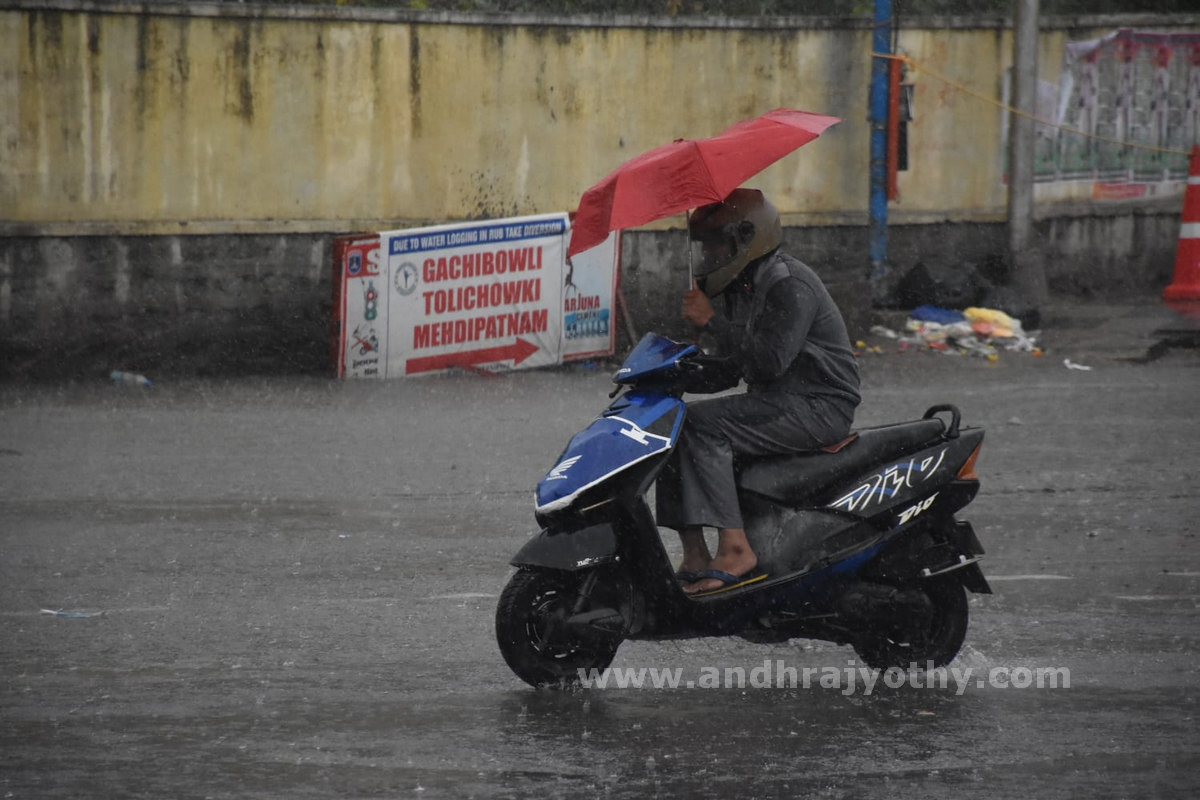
[682,281,714,329]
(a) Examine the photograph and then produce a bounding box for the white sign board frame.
[336,214,618,378]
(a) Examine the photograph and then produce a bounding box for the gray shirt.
[701,251,861,407]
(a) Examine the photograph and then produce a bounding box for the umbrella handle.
[685,208,693,291]
[685,208,702,345]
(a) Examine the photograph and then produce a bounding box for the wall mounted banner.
[385,214,568,376]
[333,234,386,379]
[334,214,618,378]
[1038,28,1200,189]
[560,231,620,362]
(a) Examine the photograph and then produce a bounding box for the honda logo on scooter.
[545,455,581,481]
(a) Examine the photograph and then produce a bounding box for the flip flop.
[675,570,702,583]
[684,568,767,596]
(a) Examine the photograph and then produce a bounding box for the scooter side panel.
[822,432,983,519]
[535,392,685,515]
[742,500,884,578]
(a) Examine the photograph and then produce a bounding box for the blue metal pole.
[869,0,892,271]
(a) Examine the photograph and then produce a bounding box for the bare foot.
[676,527,712,580]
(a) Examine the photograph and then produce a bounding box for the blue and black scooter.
[496,333,992,688]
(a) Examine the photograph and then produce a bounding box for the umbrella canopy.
[567,108,841,258]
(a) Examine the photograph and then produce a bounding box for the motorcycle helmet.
[688,188,782,297]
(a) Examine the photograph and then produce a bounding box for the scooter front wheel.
[495,568,622,688]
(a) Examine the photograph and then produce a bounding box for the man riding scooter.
[501,189,989,687]
[656,188,863,595]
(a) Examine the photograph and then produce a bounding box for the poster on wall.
[334,215,618,379]
[1033,29,1200,190]
[562,228,620,361]
[333,234,385,379]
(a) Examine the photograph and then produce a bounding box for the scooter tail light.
[956,443,982,480]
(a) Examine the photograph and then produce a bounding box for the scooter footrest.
[920,554,982,578]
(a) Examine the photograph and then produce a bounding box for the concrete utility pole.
[1008,0,1049,303]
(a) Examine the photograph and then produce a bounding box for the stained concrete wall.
[1,5,872,233]
[1,1,1196,378]
[0,234,333,378]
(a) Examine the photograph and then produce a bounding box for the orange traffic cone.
[1164,144,1200,305]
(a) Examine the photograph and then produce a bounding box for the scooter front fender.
[510,522,619,571]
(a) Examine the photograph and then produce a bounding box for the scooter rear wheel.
[495,568,622,688]
[852,577,969,670]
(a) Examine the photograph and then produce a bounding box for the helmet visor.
[688,222,737,291]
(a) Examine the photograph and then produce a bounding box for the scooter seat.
[735,418,948,506]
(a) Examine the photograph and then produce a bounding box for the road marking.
[1162,571,1200,577]
[986,575,1073,581]
[1115,595,1200,602]
[0,606,171,618]
[421,592,498,601]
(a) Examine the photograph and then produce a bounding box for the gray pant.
[655,391,855,530]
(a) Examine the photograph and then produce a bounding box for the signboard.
[334,214,618,379]
[384,214,569,376]
[561,232,620,361]
[333,234,385,379]
[1024,28,1199,194]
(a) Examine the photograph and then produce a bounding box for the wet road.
[2,333,1199,798]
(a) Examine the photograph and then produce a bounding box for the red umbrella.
[567,108,841,258]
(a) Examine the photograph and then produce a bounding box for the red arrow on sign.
[406,338,539,375]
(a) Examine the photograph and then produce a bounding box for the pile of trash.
[864,305,1042,361]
